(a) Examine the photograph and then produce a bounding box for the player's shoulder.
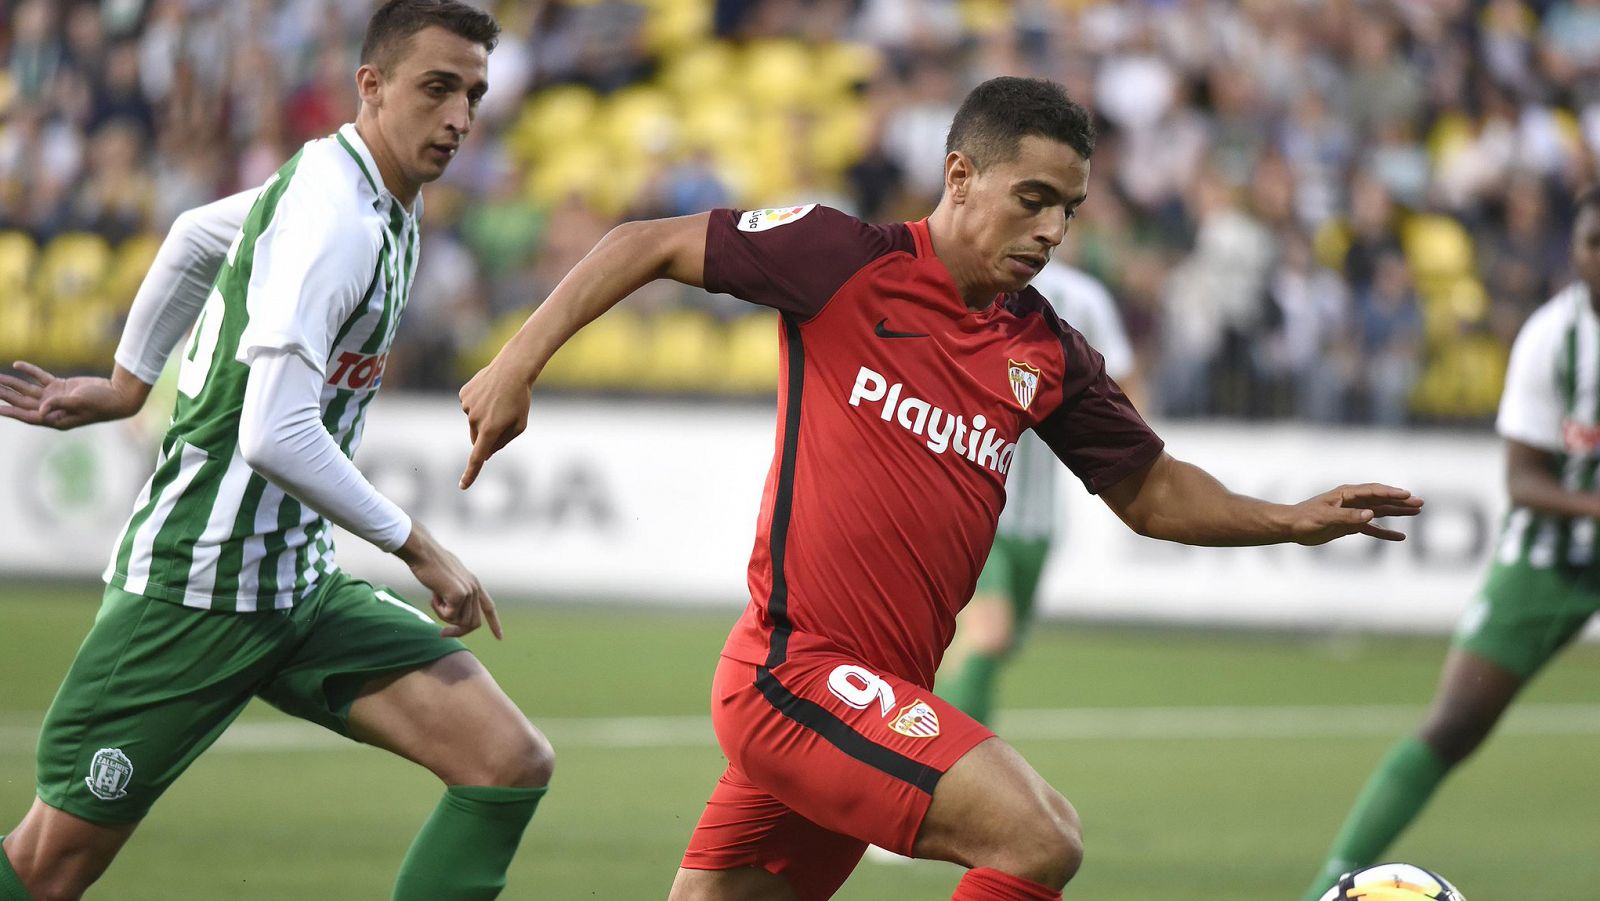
[1517,284,1585,345]
[278,132,389,242]
[726,203,914,252]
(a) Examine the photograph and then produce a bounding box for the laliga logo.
[847,365,1017,475]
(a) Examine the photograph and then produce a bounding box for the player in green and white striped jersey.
[0,5,551,900]
[937,260,1139,726]
[1302,189,1600,900]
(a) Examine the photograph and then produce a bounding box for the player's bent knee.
[1018,794,1083,889]
[481,722,554,788]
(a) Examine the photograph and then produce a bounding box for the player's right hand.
[457,361,533,490]
[0,361,148,430]
[396,520,503,640]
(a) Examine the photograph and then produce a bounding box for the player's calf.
[1,800,137,901]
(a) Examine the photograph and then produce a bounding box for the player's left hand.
[1286,483,1424,546]
[0,361,147,430]
[457,361,534,490]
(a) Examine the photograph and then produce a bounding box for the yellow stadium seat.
[722,311,780,394]
[813,42,882,95]
[600,85,679,157]
[642,0,712,55]
[511,86,601,162]
[659,42,737,102]
[640,308,724,392]
[0,230,37,295]
[36,232,112,310]
[106,234,160,311]
[739,40,815,109]
[543,306,650,391]
[524,147,614,209]
[680,91,750,153]
[1400,214,1474,290]
[1411,334,1508,420]
[809,103,870,174]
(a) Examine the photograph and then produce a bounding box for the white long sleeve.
[238,347,412,552]
[114,189,260,384]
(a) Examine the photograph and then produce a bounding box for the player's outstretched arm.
[1099,451,1423,547]
[457,212,710,488]
[0,190,257,430]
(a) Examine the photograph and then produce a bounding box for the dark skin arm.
[457,213,709,488]
[1504,438,1600,518]
[1099,451,1423,546]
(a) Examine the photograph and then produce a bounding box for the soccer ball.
[1319,863,1465,901]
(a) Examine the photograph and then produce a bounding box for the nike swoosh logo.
[874,318,928,339]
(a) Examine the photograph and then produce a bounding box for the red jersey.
[704,205,1163,688]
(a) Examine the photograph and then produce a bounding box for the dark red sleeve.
[703,205,912,320]
[1033,312,1165,495]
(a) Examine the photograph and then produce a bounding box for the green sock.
[1300,737,1450,901]
[392,785,546,901]
[939,653,1003,726]
[0,837,32,901]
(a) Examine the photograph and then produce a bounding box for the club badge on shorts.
[86,747,133,801]
[1008,359,1040,410]
[889,700,940,738]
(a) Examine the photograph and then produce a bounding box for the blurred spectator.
[1355,253,1425,427]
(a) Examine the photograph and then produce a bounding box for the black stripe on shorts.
[755,665,942,794]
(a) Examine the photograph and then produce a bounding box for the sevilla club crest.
[889,700,941,738]
[1008,359,1040,409]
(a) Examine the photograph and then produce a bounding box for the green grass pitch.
[2,582,1597,898]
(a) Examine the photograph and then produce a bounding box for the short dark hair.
[361,0,500,72]
[945,77,1096,170]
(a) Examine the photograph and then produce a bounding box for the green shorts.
[973,534,1052,645]
[36,570,465,824]
[1454,560,1600,680]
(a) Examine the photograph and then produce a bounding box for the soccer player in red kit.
[457,77,1422,901]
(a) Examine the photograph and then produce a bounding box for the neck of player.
[924,207,999,312]
[356,118,421,209]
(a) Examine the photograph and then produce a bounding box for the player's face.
[364,26,489,188]
[948,135,1090,294]
[1573,205,1600,294]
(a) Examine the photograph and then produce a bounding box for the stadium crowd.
[2,0,1598,424]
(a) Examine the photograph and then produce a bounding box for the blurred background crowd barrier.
[4,0,1597,426]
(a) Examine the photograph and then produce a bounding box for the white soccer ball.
[1319,863,1466,901]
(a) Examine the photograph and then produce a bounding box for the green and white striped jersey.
[1000,263,1135,541]
[1495,283,1600,570]
[105,124,422,611]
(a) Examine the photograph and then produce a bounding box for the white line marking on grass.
[0,704,1597,754]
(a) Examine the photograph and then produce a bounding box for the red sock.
[951,867,1062,900]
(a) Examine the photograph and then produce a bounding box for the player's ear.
[945,151,974,204]
[355,63,384,109]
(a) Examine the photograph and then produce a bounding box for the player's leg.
[913,737,1081,899]
[259,574,551,901]
[940,538,1049,726]
[673,765,860,901]
[1,802,134,901]
[1299,563,1592,901]
[4,587,289,900]
[938,539,1019,725]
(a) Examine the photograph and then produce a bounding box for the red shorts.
[680,652,993,899]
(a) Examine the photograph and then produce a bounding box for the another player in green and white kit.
[0,4,552,900]
[1302,188,1600,899]
[938,261,1138,725]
